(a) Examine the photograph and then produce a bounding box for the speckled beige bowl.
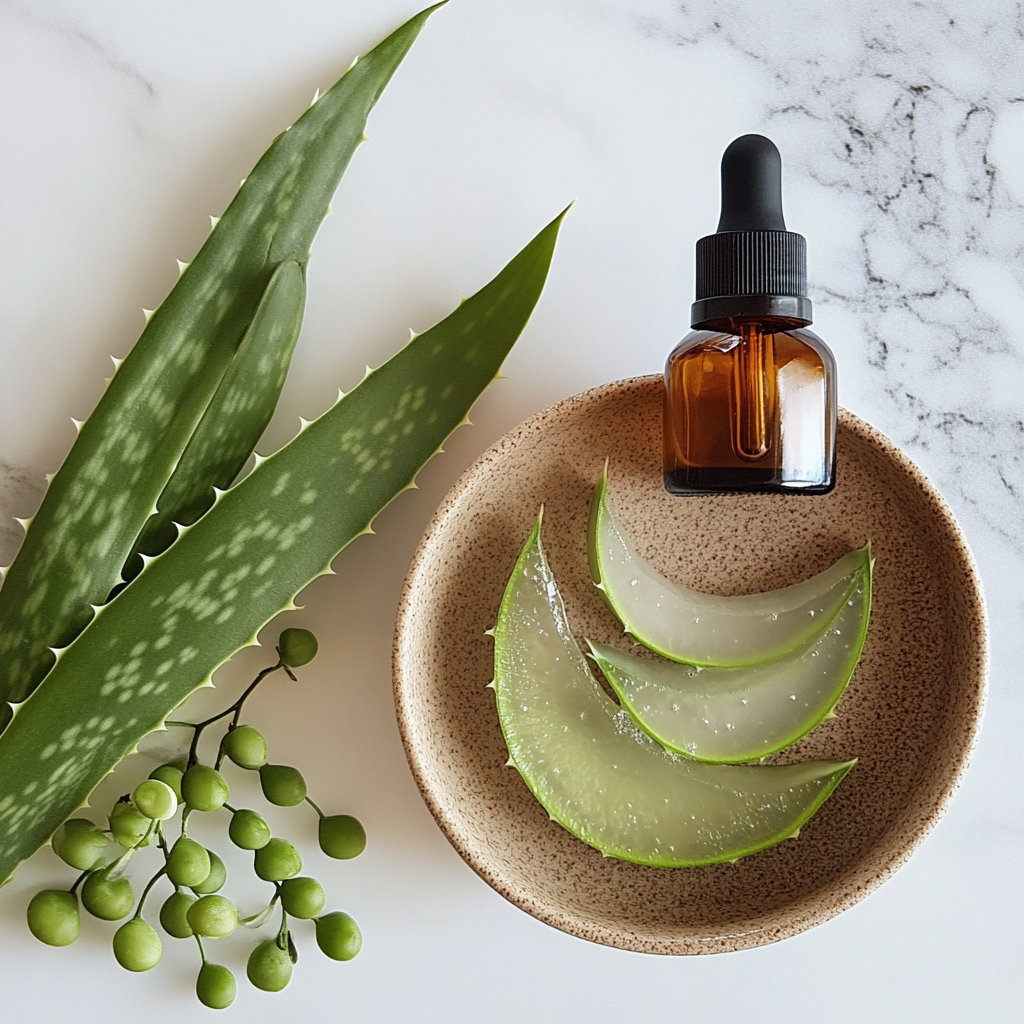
[393,376,987,954]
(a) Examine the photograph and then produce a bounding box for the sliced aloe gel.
[588,561,871,763]
[588,471,870,667]
[494,515,855,868]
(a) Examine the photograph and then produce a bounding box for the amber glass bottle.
[664,136,837,495]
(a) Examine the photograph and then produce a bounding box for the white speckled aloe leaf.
[494,515,855,867]
[587,557,871,764]
[120,259,307,587]
[588,468,870,667]
[0,209,564,884]
[0,4,444,706]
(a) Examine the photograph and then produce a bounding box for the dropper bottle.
[663,135,837,494]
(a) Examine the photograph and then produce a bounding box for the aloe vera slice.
[0,4,444,705]
[589,470,870,667]
[0,209,564,885]
[120,259,306,585]
[588,560,871,763]
[494,516,855,867]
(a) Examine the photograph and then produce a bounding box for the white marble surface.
[1,1,1021,1020]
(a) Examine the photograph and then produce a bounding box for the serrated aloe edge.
[0,207,566,884]
[0,3,447,707]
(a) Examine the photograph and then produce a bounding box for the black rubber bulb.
[716,134,787,232]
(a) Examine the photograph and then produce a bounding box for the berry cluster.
[26,628,365,1009]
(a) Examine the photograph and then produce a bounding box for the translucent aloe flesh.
[0,4,444,705]
[0,209,565,885]
[588,560,871,763]
[121,259,307,585]
[494,517,855,868]
[588,471,870,667]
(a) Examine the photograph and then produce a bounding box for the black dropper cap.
[690,135,812,329]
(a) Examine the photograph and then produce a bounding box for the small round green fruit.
[279,877,325,920]
[109,801,152,848]
[132,779,177,820]
[81,870,134,921]
[51,818,109,870]
[180,764,229,812]
[253,837,302,882]
[259,764,306,806]
[149,762,186,802]
[187,895,238,938]
[318,814,366,860]
[315,911,362,961]
[112,917,162,972]
[190,850,226,894]
[159,891,196,938]
[197,962,237,1009]
[228,808,271,850]
[277,627,318,667]
[27,890,80,947]
[246,938,293,992]
[222,725,267,770]
[166,836,211,888]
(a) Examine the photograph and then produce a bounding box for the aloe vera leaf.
[588,560,872,763]
[0,4,444,706]
[588,468,870,667]
[120,260,306,587]
[0,210,565,885]
[495,515,855,867]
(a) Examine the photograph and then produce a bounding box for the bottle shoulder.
[665,325,835,372]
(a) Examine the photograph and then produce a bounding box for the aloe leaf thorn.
[0,206,567,884]
[0,2,446,708]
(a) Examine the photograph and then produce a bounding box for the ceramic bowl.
[393,376,987,954]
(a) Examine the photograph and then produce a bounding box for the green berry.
[51,818,109,870]
[228,808,271,850]
[27,890,80,947]
[159,891,196,938]
[315,911,362,961]
[277,627,318,667]
[222,725,267,770]
[279,877,325,919]
[81,870,134,921]
[253,837,302,881]
[318,814,367,860]
[187,895,238,938]
[259,764,306,806]
[191,850,226,894]
[166,836,211,888]
[112,917,162,972]
[149,762,186,802]
[247,938,293,992]
[132,779,177,820]
[197,963,237,1009]
[180,764,229,812]
[109,801,152,848]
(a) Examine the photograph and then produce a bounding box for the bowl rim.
[392,375,989,954]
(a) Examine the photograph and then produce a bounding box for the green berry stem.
[134,866,167,920]
[238,890,279,928]
[223,803,238,814]
[68,867,93,895]
[186,660,285,767]
[194,933,208,965]
[304,797,325,818]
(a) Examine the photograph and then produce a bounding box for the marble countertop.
[0,1,1019,1020]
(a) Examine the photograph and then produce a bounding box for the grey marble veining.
[632,0,1024,554]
